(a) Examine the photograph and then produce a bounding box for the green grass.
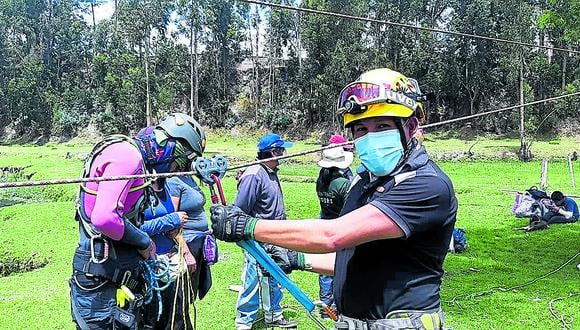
[0,135,579,329]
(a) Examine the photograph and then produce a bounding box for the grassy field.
[0,133,579,330]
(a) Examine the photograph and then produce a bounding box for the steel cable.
[239,0,580,55]
[0,92,579,189]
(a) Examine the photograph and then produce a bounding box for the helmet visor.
[337,83,382,114]
[337,81,420,115]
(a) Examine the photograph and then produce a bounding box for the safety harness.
[334,309,447,330]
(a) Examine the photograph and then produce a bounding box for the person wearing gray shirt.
[233,133,297,330]
[167,175,213,300]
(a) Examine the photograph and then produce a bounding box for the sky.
[80,0,270,55]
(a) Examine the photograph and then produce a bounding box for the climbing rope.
[548,292,580,330]
[445,250,580,309]
[1,92,579,189]
[143,258,173,319]
[239,0,580,55]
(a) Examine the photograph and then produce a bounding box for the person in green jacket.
[315,144,353,317]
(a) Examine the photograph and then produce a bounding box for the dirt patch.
[0,253,49,277]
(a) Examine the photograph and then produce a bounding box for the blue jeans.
[235,252,283,328]
[318,275,334,307]
[542,211,578,224]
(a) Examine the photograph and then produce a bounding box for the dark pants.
[70,273,144,330]
[187,236,204,299]
[151,275,194,330]
[542,211,578,224]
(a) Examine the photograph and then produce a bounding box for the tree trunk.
[193,28,199,116]
[114,0,118,36]
[295,12,302,72]
[518,60,530,161]
[91,2,96,57]
[144,33,152,127]
[252,7,261,116]
[561,53,567,90]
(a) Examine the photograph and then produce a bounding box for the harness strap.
[335,310,446,330]
[72,252,140,290]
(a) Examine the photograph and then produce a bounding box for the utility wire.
[420,91,580,128]
[1,91,579,189]
[240,0,580,55]
[0,142,353,189]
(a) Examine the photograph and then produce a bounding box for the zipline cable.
[0,142,352,188]
[1,92,579,189]
[420,91,580,128]
[239,0,580,55]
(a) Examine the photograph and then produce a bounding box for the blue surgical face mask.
[354,129,404,177]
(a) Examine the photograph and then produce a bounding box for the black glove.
[259,244,307,276]
[261,244,292,275]
[210,204,257,242]
[287,249,307,271]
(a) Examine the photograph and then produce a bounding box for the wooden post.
[540,158,549,190]
[569,154,576,188]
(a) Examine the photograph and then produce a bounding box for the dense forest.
[0,0,578,141]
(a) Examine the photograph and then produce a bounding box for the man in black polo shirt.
[210,68,458,329]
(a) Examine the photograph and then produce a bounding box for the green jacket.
[316,168,350,219]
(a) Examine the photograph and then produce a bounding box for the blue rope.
[143,259,173,319]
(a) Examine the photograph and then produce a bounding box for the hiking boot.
[265,317,297,328]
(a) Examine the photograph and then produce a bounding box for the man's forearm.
[306,252,335,275]
[253,219,338,253]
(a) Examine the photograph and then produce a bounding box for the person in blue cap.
[233,133,297,329]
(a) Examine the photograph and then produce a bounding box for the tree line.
[0,0,578,142]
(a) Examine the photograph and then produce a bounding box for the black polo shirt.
[333,144,457,320]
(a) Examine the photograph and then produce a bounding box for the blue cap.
[257,133,294,152]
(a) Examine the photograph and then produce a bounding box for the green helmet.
[157,113,206,157]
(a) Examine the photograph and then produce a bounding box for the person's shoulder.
[100,141,143,170]
[167,175,187,187]
[330,176,350,188]
[240,165,264,178]
[392,164,454,198]
[414,161,453,185]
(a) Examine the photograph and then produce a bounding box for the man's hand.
[262,244,292,275]
[287,249,307,271]
[210,204,257,242]
[138,240,156,260]
[261,244,306,275]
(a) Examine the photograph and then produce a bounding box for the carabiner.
[90,235,109,264]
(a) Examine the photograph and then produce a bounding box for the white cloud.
[79,0,115,25]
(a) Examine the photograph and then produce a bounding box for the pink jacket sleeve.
[89,144,145,240]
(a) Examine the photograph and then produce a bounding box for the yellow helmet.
[337,68,425,127]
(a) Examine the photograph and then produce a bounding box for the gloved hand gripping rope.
[195,155,335,330]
